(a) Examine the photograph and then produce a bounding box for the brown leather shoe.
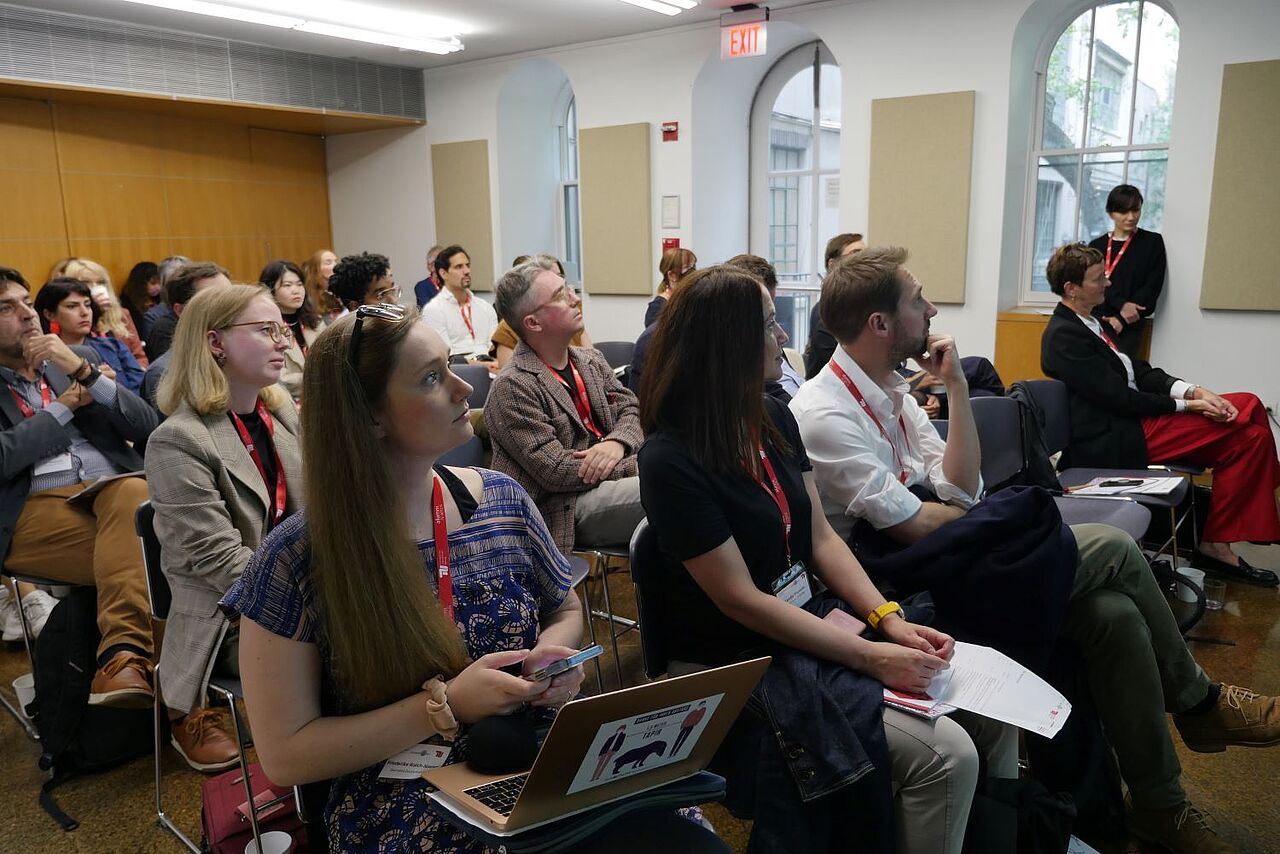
[1126,796,1236,854]
[1175,684,1280,753]
[171,708,239,773]
[88,652,154,708]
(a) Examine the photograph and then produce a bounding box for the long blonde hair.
[63,258,134,341]
[657,247,696,295]
[301,248,341,315]
[156,284,289,417]
[301,312,469,711]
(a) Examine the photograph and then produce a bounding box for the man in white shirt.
[789,246,1280,854]
[422,245,498,364]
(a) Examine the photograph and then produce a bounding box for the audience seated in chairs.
[0,265,159,707]
[492,255,591,371]
[144,283,302,772]
[803,232,866,379]
[788,246,1280,854]
[638,265,1019,854]
[35,277,145,394]
[60,257,150,370]
[1041,242,1280,587]
[422,244,499,367]
[260,259,322,403]
[327,251,399,313]
[222,306,727,851]
[301,247,342,320]
[487,255,645,555]
[646,246,696,329]
[140,262,233,406]
[118,260,162,343]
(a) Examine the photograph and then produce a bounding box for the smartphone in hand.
[524,645,604,682]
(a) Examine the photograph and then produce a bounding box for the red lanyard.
[545,359,604,440]
[8,377,52,418]
[829,360,911,484]
[431,476,454,622]
[228,399,288,528]
[458,298,475,340]
[1097,326,1121,354]
[1103,231,1135,280]
[750,445,793,565]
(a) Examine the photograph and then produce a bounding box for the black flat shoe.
[1194,553,1279,587]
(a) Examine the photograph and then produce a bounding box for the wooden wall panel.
[578,123,652,296]
[0,95,333,289]
[430,140,495,292]
[869,91,975,304]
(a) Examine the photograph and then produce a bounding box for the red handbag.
[201,762,310,854]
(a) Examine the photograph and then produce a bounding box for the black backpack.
[28,586,153,830]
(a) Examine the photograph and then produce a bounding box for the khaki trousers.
[6,477,153,660]
[573,476,645,548]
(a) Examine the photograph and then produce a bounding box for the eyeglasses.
[371,284,401,303]
[222,320,294,345]
[531,283,574,313]
[349,302,408,362]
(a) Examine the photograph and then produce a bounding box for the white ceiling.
[30,0,814,69]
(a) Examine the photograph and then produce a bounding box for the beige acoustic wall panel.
[1200,60,1280,310]
[579,123,652,296]
[869,91,975,304]
[430,140,495,291]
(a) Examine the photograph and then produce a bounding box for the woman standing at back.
[1087,184,1167,357]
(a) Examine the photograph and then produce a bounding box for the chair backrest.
[933,420,949,440]
[969,396,1025,488]
[627,519,668,679]
[134,501,171,621]
[452,364,493,409]
[1022,379,1071,454]
[438,435,484,468]
[594,341,635,370]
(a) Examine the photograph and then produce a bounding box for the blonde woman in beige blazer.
[144,283,303,772]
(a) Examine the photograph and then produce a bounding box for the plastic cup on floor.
[1175,566,1206,604]
[12,673,35,717]
[1202,577,1227,610]
[245,831,292,854]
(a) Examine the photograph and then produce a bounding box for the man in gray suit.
[0,266,159,707]
[485,256,644,554]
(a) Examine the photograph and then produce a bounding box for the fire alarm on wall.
[661,121,678,142]
[662,237,680,251]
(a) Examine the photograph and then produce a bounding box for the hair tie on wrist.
[423,676,460,740]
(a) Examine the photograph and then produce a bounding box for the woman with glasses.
[645,247,696,328]
[223,306,729,853]
[144,283,301,772]
[35,277,145,394]
[638,267,1016,854]
[260,259,322,402]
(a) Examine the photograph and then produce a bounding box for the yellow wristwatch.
[866,601,905,630]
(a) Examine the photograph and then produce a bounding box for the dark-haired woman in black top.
[638,266,1015,854]
[1087,184,1167,357]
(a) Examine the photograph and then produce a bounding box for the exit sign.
[720,22,767,60]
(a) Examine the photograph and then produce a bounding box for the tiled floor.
[2,544,1277,852]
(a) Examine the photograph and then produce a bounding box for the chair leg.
[212,685,263,852]
[0,688,39,741]
[3,591,42,741]
[575,573,604,694]
[154,668,201,853]
[594,553,625,690]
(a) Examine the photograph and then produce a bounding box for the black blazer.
[0,347,159,559]
[1040,302,1178,468]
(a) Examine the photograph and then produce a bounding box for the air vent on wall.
[0,4,424,120]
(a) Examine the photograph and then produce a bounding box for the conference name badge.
[771,560,813,607]
[379,739,453,780]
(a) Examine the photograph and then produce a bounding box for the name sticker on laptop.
[380,740,453,780]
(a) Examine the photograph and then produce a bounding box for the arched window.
[750,42,840,346]
[1024,1,1178,297]
[558,96,582,285]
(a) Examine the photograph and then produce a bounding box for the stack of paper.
[1066,476,1182,496]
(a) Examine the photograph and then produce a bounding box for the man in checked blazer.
[485,256,644,554]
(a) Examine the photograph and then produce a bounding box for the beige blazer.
[143,395,303,713]
[279,323,322,401]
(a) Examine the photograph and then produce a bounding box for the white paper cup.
[244,831,292,854]
[12,673,35,717]
[1175,566,1206,604]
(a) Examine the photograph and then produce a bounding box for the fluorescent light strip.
[116,0,464,54]
[618,0,684,16]
[666,0,699,9]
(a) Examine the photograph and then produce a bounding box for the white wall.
[328,0,1280,404]
[325,124,436,290]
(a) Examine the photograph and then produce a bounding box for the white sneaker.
[20,590,57,639]
[0,588,21,642]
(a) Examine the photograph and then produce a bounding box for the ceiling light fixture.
[115,0,465,54]
[618,0,690,16]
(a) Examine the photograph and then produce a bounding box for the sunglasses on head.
[349,302,408,362]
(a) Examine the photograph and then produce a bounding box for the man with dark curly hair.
[328,252,400,311]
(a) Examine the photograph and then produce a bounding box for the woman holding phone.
[638,267,1016,854]
[35,277,144,393]
[224,307,727,852]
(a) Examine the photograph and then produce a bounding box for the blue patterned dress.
[222,468,572,853]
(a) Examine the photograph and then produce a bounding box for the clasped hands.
[1186,387,1237,423]
[863,617,955,696]
[574,438,625,485]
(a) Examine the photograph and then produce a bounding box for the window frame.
[1019,0,1177,303]
[556,93,582,286]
